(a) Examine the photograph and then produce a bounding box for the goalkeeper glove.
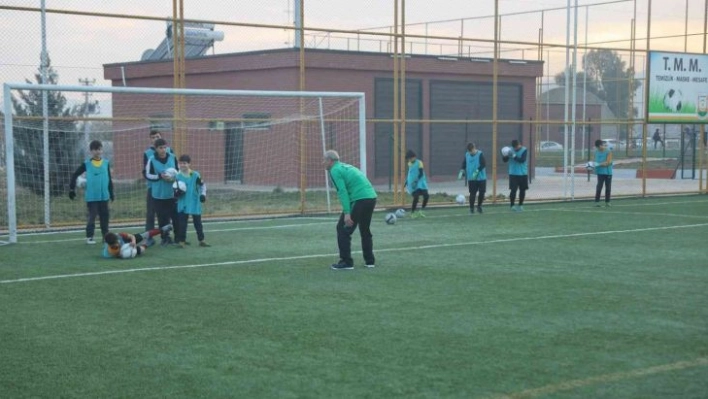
[457,169,465,180]
[200,195,206,203]
[471,170,479,180]
[68,190,76,200]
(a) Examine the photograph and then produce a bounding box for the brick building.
[103,48,543,186]
[538,87,616,149]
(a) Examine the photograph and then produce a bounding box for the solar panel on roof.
[141,21,224,61]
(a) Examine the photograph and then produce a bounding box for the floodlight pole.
[79,77,96,151]
[41,0,50,227]
[294,0,302,48]
[642,0,652,197]
[4,84,17,243]
[700,0,707,193]
[400,0,407,207]
[492,0,499,203]
[582,6,588,155]
[563,0,571,199]
[684,0,689,52]
[571,0,579,199]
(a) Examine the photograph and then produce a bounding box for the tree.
[554,49,642,139]
[12,56,80,196]
[553,68,602,98]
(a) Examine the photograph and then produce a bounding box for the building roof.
[104,47,544,81]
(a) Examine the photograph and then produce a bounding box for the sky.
[0,0,706,110]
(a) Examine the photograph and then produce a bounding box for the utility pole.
[78,78,98,153]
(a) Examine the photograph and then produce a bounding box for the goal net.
[1,83,365,243]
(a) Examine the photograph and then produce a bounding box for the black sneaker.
[470,207,475,214]
[331,262,354,270]
[477,206,483,214]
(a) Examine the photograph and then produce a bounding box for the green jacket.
[329,161,377,213]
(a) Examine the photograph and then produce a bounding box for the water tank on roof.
[141,49,155,61]
[141,21,224,61]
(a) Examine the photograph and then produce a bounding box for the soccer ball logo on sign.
[663,89,682,112]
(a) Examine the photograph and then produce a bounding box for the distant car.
[539,141,564,151]
[602,139,625,151]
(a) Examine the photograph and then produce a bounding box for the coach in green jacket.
[324,150,377,270]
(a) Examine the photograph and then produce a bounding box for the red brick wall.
[105,49,543,185]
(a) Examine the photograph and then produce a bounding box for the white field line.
[543,208,708,220]
[0,216,335,239]
[487,357,708,399]
[14,222,334,244]
[3,198,705,239]
[4,197,707,244]
[2,222,707,285]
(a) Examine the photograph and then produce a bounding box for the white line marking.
[16,222,334,244]
[2,222,706,284]
[545,208,708,220]
[487,357,708,399]
[4,198,705,241]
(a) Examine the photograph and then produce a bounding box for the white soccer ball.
[585,161,596,170]
[385,212,397,225]
[163,167,178,179]
[501,146,513,157]
[395,208,406,218]
[120,243,137,259]
[76,175,87,189]
[456,194,466,205]
[663,89,682,112]
[172,180,187,192]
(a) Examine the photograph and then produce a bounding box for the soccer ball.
[385,212,397,225]
[120,243,137,259]
[501,146,513,157]
[395,208,406,218]
[163,167,178,180]
[172,180,187,197]
[76,175,87,189]
[585,161,596,170]
[456,194,466,205]
[663,89,682,112]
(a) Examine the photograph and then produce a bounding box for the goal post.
[2,83,366,244]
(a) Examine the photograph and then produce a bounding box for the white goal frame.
[3,83,366,244]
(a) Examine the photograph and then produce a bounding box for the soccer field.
[1,196,707,398]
